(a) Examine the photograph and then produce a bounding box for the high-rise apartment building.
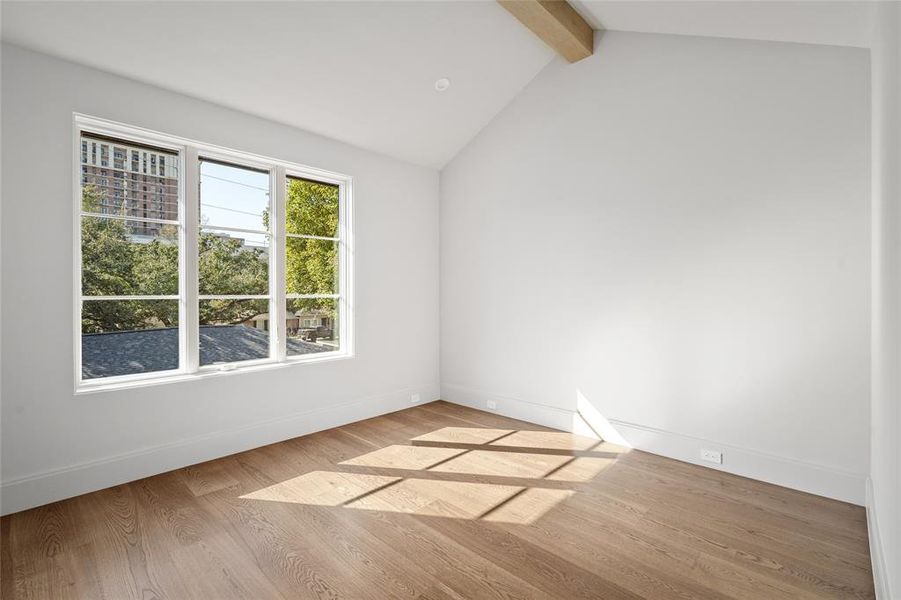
[80,136,179,238]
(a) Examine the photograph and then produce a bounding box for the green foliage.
[198,234,269,325]
[81,179,340,333]
[81,185,175,332]
[199,298,268,327]
[286,238,337,296]
[286,178,338,237]
[81,186,272,331]
[285,179,339,296]
[199,235,268,296]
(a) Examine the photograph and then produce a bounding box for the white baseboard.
[440,383,866,505]
[441,383,575,431]
[1,384,440,516]
[867,478,892,600]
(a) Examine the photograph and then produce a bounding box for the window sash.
[81,295,180,301]
[286,293,340,299]
[80,212,179,226]
[286,233,339,242]
[200,224,270,237]
[75,115,353,391]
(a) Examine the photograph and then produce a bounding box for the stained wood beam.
[498,0,594,63]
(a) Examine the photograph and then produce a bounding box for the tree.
[81,177,339,332]
[81,185,150,333]
[131,223,180,327]
[81,185,270,331]
[198,233,269,325]
[285,178,338,238]
[285,178,339,313]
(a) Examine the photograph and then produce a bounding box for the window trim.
[73,114,354,393]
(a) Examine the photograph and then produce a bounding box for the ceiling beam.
[498,0,594,63]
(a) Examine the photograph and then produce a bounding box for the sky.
[200,161,271,248]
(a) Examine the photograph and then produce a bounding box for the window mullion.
[183,146,200,374]
[273,165,287,362]
[340,178,353,357]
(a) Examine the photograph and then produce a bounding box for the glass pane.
[286,237,338,295]
[286,177,339,237]
[81,135,179,221]
[199,228,270,295]
[82,217,179,296]
[82,299,179,379]
[200,160,270,232]
[286,298,339,356]
[199,299,271,366]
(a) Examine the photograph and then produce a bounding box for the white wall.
[441,31,871,504]
[0,44,440,515]
[869,3,900,597]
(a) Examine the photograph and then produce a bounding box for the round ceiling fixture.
[434,78,451,92]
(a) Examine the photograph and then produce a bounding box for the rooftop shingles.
[82,325,329,379]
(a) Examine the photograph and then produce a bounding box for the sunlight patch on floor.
[241,471,399,506]
[411,427,514,445]
[242,426,622,524]
[345,478,522,519]
[431,449,572,479]
[340,444,465,470]
[489,430,600,451]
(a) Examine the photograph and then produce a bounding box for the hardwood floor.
[1,401,874,599]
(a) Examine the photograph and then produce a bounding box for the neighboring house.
[243,311,298,332]
[244,309,333,336]
[294,308,334,332]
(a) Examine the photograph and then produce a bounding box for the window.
[198,159,271,366]
[285,176,342,355]
[79,135,181,381]
[76,115,352,389]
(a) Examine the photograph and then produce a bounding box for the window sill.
[74,351,353,395]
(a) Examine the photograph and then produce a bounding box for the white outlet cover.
[487,400,497,410]
[411,393,421,404]
[701,449,723,464]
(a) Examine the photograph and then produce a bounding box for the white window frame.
[73,114,354,393]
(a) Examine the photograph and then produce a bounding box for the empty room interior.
[1,0,899,598]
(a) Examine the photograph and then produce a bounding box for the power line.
[201,173,271,193]
[203,203,265,218]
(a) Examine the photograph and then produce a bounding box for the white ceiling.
[576,1,877,49]
[0,1,554,168]
[1,1,877,169]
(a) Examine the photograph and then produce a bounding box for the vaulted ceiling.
[575,1,876,49]
[1,1,877,169]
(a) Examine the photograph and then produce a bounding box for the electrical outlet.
[486,400,497,410]
[701,449,723,464]
[410,393,420,404]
